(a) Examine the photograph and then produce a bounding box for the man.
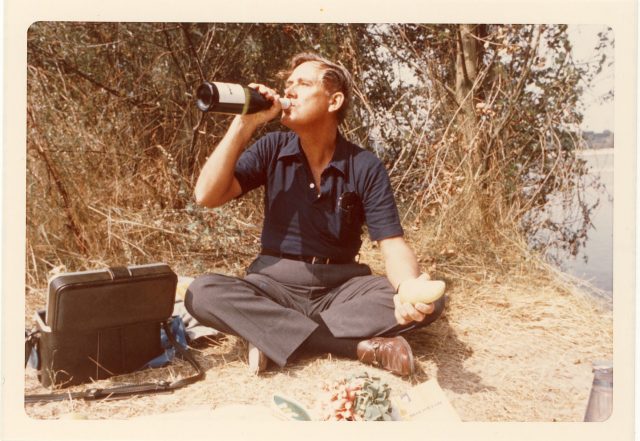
[186,53,445,376]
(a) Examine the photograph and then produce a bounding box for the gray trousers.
[185,255,445,367]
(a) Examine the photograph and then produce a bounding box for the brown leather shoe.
[356,336,415,376]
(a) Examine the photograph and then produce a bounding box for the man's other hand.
[393,273,438,325]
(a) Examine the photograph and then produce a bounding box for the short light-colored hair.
[281,53,353,123]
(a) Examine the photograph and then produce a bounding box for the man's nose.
[284,84,296,97]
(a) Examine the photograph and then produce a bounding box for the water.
[543,149,614,294]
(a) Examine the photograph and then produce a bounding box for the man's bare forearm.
[194,83,283,208]
[379,236,421,291]
[194,117,257,207]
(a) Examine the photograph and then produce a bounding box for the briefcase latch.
[108,266,132,280]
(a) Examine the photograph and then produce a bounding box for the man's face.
[281,61,335,129]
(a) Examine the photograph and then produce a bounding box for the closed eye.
[285,79,312,88]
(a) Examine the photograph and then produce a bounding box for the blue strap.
[145,316,189,369]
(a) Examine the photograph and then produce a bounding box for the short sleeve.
[360,157,404,241]
[233,134,274,195]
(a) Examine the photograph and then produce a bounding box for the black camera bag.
[25,263,205,403]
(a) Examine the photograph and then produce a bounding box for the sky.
[567,25,615,133]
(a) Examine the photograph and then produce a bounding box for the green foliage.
[349,373,394,421]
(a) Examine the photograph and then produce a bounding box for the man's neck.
[296,120,339,169]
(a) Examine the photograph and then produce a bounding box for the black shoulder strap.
[24,320,205,404]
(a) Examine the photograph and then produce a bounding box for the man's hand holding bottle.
[238,83,286,130]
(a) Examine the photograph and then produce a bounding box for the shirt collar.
[277,131,349,176]
[276,134,301,160]
[327,132,349,176]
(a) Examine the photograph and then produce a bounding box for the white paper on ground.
[392,379,461,421]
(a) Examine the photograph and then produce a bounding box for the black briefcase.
[32,263,178,388]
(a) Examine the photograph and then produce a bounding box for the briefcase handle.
[108,266,131,280]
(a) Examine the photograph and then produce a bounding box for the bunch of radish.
[316,373,393,421]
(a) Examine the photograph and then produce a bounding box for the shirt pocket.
[336,191,364,242]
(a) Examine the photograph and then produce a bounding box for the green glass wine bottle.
[195,81,290,114]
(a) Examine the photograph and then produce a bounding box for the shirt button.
[309,183,315,189]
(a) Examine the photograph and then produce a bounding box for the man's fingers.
[407,306,426,323]
[250,83,279,101]
[401,303,425,323]
[394,295,432,325]
[394,309,409,326]
[415,302,435,315]
[393,295,409,325]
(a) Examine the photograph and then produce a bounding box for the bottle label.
[214,82,246,105]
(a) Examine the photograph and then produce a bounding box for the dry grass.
[24,238,612,422]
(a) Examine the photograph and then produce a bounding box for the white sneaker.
[248,342,269,375]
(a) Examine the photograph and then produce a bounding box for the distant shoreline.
[578,147,614,156]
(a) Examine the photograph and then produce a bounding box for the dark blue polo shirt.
[234,131,403,259]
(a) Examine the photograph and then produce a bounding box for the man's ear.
[328,91,345,114]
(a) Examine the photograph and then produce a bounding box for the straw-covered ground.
[24,234,612,422]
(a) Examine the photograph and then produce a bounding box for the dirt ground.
[24,258,612,422]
